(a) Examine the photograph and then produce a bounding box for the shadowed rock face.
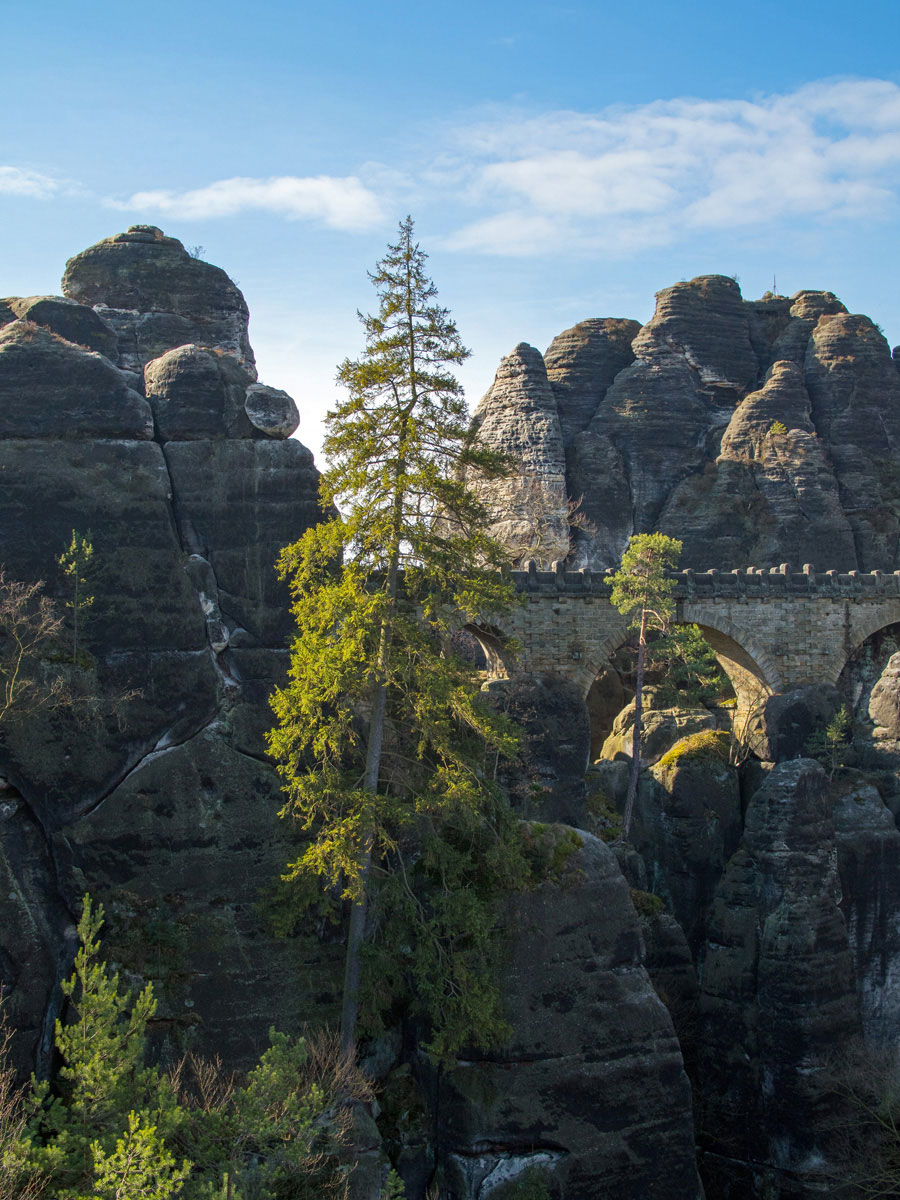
[434,832,703,1200]
[697,759,860,1197]
[0,321,153,440]
[544,317,641,448]
[0,228,334,1072]
[833,781,900,1049]
[472,277,900,572]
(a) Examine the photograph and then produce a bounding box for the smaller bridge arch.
[835,605,900,687]
[461,621,516,677]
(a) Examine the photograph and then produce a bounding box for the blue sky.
[3,0,900,462]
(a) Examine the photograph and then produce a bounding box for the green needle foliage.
[609,532,683,837]
[57,530,94,665]
[17,896,358,1199]
[267,215,526,1059]
[88,1111,189,1200]
[647,623,730,708]
[28,895,185,1196]
[805,704,852,779]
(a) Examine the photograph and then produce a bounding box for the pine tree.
[57,530,94,664]
[267,216,522,1056]
[87,1111,189,1200]
[28,895,184,1195]
[609,533,683,838]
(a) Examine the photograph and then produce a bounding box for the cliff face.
[472,278,900,571]
[0,230,710,1200]
[9,234,900,1200]
[0,227,342,1072]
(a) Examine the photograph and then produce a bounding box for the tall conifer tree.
[268,217,519,1054]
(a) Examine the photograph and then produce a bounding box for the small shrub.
[381,1168,406,1198]
[630,888,664,919]
[805,705,852,779]
[522,823,583,880]
[769,420,788,436]
[584,781,623,842]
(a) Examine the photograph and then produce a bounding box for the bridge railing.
[510,560,900,599]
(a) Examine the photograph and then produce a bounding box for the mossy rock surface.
[657,729,731,769]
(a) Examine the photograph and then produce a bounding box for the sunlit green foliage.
[28,895,184,1195]
[609,533,684,837]
[86,1111,189,1200]
[608,533,681,630]
[18,897,355,1199]
[267,216,527,1058]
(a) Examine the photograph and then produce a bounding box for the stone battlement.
[511,560,900,600]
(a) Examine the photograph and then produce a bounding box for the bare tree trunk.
[622,608,648,839]
[340,654,387,1052]
[340,465,406,1053]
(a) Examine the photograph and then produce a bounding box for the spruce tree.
[267,216,521,1056]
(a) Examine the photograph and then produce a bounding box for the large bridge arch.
[832,603,900,687]
[680,603,783,716]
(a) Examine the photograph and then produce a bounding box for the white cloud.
[109,174,383,231]
[0,167,62,199]
[440,79,900,255]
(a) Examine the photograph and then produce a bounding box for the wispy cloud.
[0,166,64,199]
[108,174,384,231]
[439,79,900,255]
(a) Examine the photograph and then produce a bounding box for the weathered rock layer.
[472,279,900,571]
[0,227,335,1073]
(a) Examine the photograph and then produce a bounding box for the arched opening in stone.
[691,624,768,720]
[459,622,513,677]
[837,620,900,729]
[586,624,738,763]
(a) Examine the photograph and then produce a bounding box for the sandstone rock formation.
[472,278,900,572]
[9,230,900,1200]
[434,831,703,1199]
[0,227,336,1072]
[467,343,570,566]
[869,650,900,738]
[62,225,255,372]
[697,759,860,1196]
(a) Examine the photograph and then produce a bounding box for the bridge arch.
[580,615,772,718]
[678,603,784,716]
[461,621,516,677]
[832,603,900,687]
[580,620,749,758]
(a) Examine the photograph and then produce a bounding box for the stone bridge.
[468,562,900,716]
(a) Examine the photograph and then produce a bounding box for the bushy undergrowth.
[2,896,376,1200]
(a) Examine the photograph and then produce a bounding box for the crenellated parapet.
[511,560,900,599]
